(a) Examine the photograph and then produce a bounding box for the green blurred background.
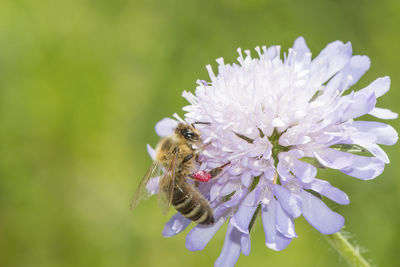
[0,0,399,266]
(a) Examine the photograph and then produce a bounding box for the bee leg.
[192,141,213,164]
[209,161,231,179]
[195,154,201,164]
[194,141,212,155]
[182,153,194,164]
[187,174,204,186]
[189,161,231,183]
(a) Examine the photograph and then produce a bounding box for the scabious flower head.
[148,37,398,267]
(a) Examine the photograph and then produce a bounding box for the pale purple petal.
[155,118,178,137]
[340,90,376,121]
[240,172,252,187]
[261,199,292,251]
[213,204,230,219]
[240,234,251,256]
[338,55,370,90]
[321,72,344,101]
[210,183,225,202]
[276,150,303,180]
[292,160,317,183]
[302,178,349,205]
[275,201,297,238]
[273,185,302,218]
[315,148,385,180]
[292,36,311,64]
[311,41,352,84]
[300,190,344,234]
[220,188,248,208]
[369,107,398,119]
[146,144,156,160]
[364,76,390,98]
[280,128,314,146]
[231,188,260,234]
[359,143,389,163]
[336,127,390,163]
[350,121,398,146]
[220,180,241,196]
[214,222,242,267]
[276,160,294,180]
[265,45,280,60]
[162,213,191,237]
[146,176,160,195]
[198,79,208,86]
[186,217,226,251]
[340,156,384,180]
[314,149,349,169]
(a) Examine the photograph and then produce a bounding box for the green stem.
[325,231,371,267]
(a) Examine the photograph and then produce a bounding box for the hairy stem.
[325,231,371,267]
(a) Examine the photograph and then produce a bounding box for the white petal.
[369,107,398,119]
[315,148,385,180]
[311,41,352,84]
[350,121,398,145]
[340,89,376,121]
[266,45,280,60]
[360,143,389,163]
[145,176,160,195]
[146,144,156,160]
[338,55,370,90]
[292,36,311,64]
[363,76,390,98]
[155,118,178,137]
[272,117,285,127]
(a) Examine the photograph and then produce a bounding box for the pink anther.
[192,170,212,182]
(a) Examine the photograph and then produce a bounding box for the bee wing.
[130,160,162,210]
[157,150,179,215]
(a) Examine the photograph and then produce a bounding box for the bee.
[131,122,228,225]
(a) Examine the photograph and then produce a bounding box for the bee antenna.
[191,121,212,128]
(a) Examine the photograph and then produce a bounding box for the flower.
[148,37,398,267]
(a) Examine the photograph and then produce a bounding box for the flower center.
[268,129,290,167]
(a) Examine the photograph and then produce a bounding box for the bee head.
[176,123,201,143]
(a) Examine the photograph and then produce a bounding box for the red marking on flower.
[192,170,211,182]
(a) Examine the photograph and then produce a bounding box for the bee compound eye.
[185,132,195,139]
[182,129,195,140]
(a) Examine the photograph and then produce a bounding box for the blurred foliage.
[0,0,399,266]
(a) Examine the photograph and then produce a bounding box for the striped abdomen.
[172,178,214,225]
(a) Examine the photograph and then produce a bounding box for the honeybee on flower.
[143,37,398,267]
